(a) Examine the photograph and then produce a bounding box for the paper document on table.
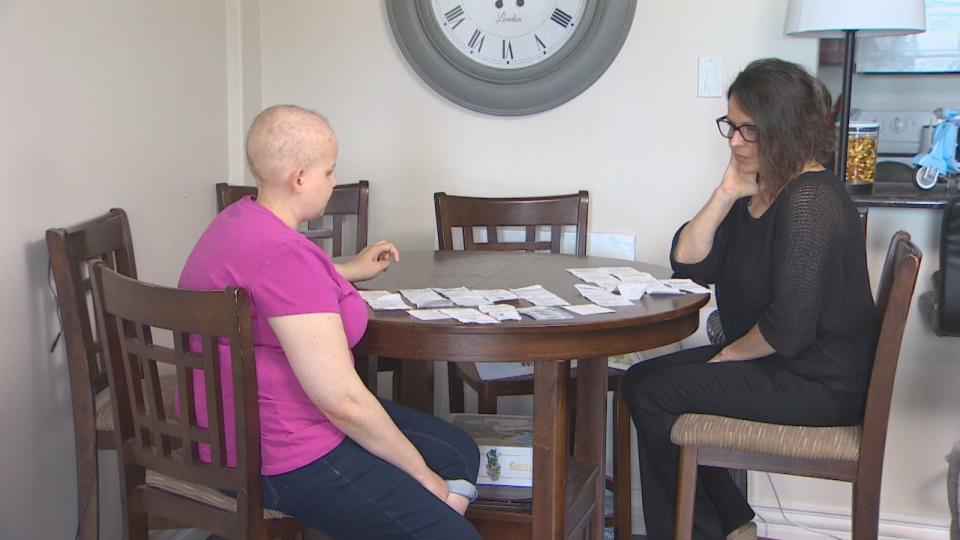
[478,304,522,321]
[567,267,656,290]
[511,285,569,307]
[562,304,615,316]
[645,283,685,295]
[359,290,391,302]
[616,272,657,284]
[440,308,500,324]
[574,284,633,307]
[475,362,534,381]
[617,281,654,301]
[566,269,620,290]
[659,279,711,294]
[407,309,452,321]
[359,291,411,310]
[434,287,488,307]
[517,306,574,320]
[400,288,454,308]
[473,289,519,303]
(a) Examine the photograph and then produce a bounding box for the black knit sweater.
[671,170,878,393]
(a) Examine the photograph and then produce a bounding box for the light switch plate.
[698,57,723,98]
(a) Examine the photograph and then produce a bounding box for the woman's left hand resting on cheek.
[335,240,400,282]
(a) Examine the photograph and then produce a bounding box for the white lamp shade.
[785,0,926,38]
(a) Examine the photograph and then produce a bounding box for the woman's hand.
[708,324,774,363]
[419,470,450,503]
[336,240,400,282]
[718,154,759,201]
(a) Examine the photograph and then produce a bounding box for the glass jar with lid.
[845,121,880,183]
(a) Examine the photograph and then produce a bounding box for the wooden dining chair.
[89,263,306,540]
[435,191,633,538]
[215,181,370,257]
[215,181,396,396]
[671,231,921,540]
[46,209,179,540]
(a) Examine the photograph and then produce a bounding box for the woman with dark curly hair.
[622,58,878,540]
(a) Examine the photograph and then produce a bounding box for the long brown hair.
[728,58,835,198]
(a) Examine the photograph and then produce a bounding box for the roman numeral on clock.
[468,29,485,52]
[535,34,546,53]
[551,8,573,27]
[444,5,464,26]
[502,39,514,61]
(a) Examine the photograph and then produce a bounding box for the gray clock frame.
[386,0,637,116]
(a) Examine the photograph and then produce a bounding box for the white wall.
[258,1,813,265]
[257,1,954,537]
[0,1,229,538]
[2,1,954,538]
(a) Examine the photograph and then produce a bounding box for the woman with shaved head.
[179,105,480,539]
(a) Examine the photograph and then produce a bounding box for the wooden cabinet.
[819,38,845,66]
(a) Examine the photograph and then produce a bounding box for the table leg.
[533,360,569,540]
[575,357,608,538]
[395,360,435,414]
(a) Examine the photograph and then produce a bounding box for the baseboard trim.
[630,488,949,538]
[752,503,949,540]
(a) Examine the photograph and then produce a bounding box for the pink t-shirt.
[178,196,367,475]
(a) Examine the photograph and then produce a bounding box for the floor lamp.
[785,0,926,182]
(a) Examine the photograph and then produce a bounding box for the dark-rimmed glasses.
[716,116,758,143]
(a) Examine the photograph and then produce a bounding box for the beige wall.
[1,1,955,538]
[258,1,813,265]
[0,1,229,538]
[257,1,956,536]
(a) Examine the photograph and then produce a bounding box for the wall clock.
[385,0,637,116]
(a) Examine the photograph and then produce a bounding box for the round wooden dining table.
[351,250,709,540]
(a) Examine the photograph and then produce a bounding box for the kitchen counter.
[848,181,959,209]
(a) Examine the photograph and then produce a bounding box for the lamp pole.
[836,29,857,182]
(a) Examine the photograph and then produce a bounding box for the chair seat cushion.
[670,413,862,462]
[96,374,178,431]
[145,470,290,519]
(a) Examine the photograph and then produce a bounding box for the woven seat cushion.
[96,374,178,431]
[145,470,290,519]
[670,413,862,462]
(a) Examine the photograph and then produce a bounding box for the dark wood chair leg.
[76,433,99,540]
[567,380,578,456]
[354,355,378,395]
[390,359,401,402]
[852,474,881,540]
[478,385,499,414]
[396,361,435,414]
[613,386,632,540]
[675,446,698,540]
[448,362,465,414]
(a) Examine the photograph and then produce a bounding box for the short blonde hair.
[245,105,332,184]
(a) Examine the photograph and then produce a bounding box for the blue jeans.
[261,399,481,540]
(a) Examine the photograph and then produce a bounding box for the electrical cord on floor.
[766,472,843,540]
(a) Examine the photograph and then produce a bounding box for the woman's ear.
[288,168,305,192]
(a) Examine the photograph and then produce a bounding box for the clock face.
[429,0,587,69]
[386,0,636,115]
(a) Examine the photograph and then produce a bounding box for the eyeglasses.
[716,116,758,143]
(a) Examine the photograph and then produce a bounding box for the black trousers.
[621,344,865,540]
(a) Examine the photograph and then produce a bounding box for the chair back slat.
[215,181,369,257]
[859,231,921,475]
[174,337,197,466]
[90,263,262,505]
[47,209,138,400]
[434,191,589,255]
[215,184,257,212]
